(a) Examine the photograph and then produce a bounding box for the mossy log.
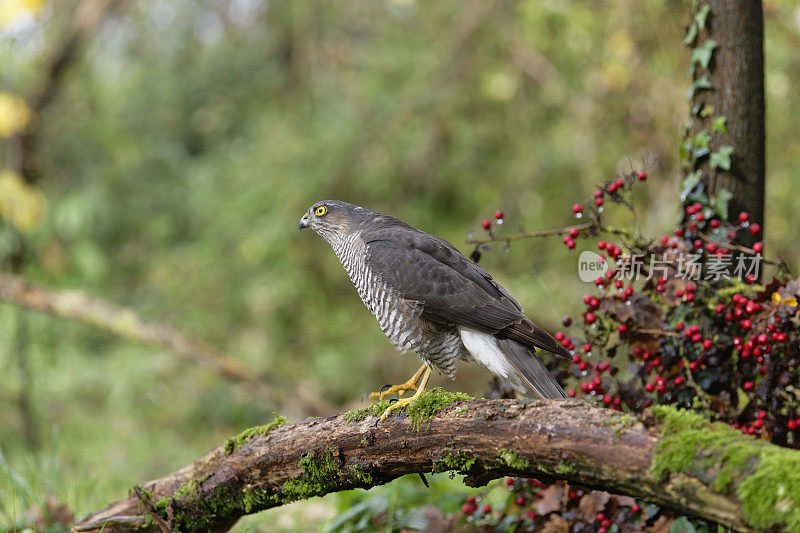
[72,397,800,532]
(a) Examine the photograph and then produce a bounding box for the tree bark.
[72,399,797,533]
[688,0,765,247]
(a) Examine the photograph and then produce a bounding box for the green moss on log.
[224,413,287,454]
[649,405,800,531]
[498,449,530,470]
[344,399,393,424]
[434,452,477,473]
[406,388,473,430]
[282,447,372,500]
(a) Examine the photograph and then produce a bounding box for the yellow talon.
[366,364,427,401]
[379,366,431,421]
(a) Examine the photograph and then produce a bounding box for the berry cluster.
[459,478,644,531]
[475,168,798,448]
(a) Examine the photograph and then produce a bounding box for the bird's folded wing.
[364,228,570,359]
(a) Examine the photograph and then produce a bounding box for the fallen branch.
[0,272,275,401]
[72,397,800,532]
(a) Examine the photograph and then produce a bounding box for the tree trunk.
[72,398,800,533]
[687,0,765,247]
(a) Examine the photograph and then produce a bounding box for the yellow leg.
[366,364,427,401]
[379,367,431,421]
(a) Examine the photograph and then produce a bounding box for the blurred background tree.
[1,0,798,530]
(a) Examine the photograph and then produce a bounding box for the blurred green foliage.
[1,0,798,530]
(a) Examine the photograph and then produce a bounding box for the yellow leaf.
[773,292,783,306]
[0,169,47,233]
[784,297,798,308]
[0,92,32,138]
[0,0,44,30]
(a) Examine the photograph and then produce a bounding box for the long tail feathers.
[496,338,568,399]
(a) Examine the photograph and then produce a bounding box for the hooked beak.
[299,214,310,230]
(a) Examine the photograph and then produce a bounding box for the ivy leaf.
[712,115,727,134]
[692,131,712,160]
[695,4,711,29]
[710,145,734,171]
[691,39,717,70]
[714,189,733,220]
[682,23,698,46]
[686,76,713,98]
[681,170,701,199]
[670,516,698,533]
[699,104,714,118]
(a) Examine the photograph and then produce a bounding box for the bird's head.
[299,200,369,244]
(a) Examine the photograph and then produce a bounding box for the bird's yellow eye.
[315,205,327,216]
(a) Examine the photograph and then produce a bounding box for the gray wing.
[363,224,570,359]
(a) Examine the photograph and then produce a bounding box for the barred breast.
[330,234,465,377]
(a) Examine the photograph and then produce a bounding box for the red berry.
[494,210,504,220]
[715,303,725,314]
[637,171,647,181]
[483,504,491,513]
[789,420,797,430]
[676,322,685,331]
[743,381,754,392]
[595,197,604,206]
[565,239,575,249]
[614,178,624,188]
[583,343,592,352]
[481,219,491,230]
[645,382,655,392]
[572,204,583,214]
[710,219,720,229]
[728,230,736,241]
[693,239,702,249]
[515,496,525,505]
[706,242,717,253]
[597,240,606,250]
[758,410,767,419]
[674,376,684,386]
[632,504,641,513]
[462,503,476,515]
[696,212,705,222]
[739,211,749,222]
[753,242,763,253]
[578,361,588,371]
[569,228,579,238]
[749,223,761,235]
[567,388,576,397]
[618,324,628,333]
[741,319,752,329]
[753,419,764,429]
[596,513,606,522]
[526,510,537,519]
[675,228,684,237]
[660,235,669,244]
[702,339,713,350]
[505,478,514,486]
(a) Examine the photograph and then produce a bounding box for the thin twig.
[132,485,171,533]
[634,328,681,338]
[696,233,785,267]
[466,223,594,246]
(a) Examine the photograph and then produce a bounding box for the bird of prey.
[300,201,569,419]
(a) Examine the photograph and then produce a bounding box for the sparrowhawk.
[300,201,569,418]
